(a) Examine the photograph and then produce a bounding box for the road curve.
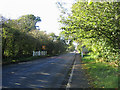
[2,53,75,88]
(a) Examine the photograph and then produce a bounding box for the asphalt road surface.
[2,53,75,88]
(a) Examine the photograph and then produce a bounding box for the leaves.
[2,15,68,61]
[88,0,93,5]
[59,1,120,62]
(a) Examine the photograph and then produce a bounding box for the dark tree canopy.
[2,14,67,62]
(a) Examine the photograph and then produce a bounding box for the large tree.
[2,15,68,61]
[60,1,120,62]
[17,14,41,32]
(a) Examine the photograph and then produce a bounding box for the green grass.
[3,55,49,65]
[82,54,118,88]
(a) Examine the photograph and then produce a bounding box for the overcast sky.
[0,0,74,35]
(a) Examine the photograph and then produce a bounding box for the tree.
[2,14,68,63]
[59,1,120,62]
[17,14,41,32]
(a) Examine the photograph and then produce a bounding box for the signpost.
[33,45,47,56]
[42,45,45,50]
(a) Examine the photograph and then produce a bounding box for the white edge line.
[66,58,76,89]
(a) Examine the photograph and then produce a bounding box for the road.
[2,53,75,88]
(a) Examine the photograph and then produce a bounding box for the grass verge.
[2,52,69,65]
[81,54,118,88]
[2,55,48,65]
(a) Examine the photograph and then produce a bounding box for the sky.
[0,0,74,35]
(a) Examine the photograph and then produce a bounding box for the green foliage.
[88,0,93,5]
[17,14,41,32]
[82,54,118,88]
[59,1,120,63]
[2,15,67,63]
[68,44,75,52]
[48,32,67,55]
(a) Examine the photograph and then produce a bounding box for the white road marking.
[66,58,76,89]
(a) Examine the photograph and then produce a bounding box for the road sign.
[42,45,46,50]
